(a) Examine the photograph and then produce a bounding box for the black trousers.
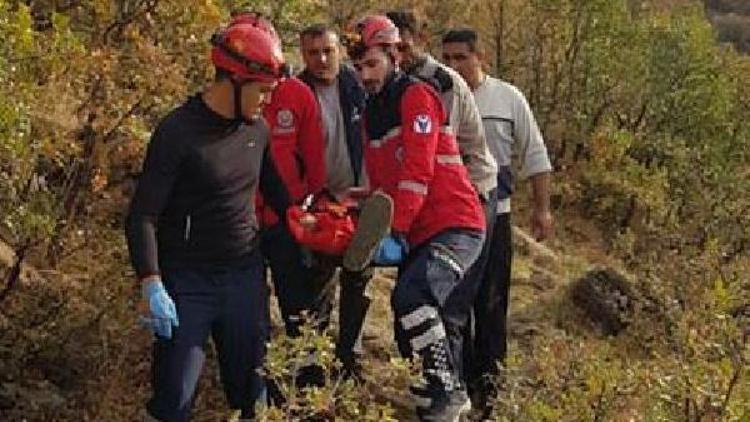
[261,224,371,369]
[465,212,513,388]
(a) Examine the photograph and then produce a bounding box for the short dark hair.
[346,42,367,61]
[442,28,480,52]
[386,10,418,35]
[300,23,335,40]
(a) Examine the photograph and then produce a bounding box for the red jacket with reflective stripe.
[257,77,326,226]
[364,77,484,246]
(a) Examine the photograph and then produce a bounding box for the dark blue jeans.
[391,229,484,417]
[147,252,269,422]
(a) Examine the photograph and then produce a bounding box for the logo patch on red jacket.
[277,109,295,129]
[414,114,432,134]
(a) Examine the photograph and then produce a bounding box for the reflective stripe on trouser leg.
[393,230,485,417]
[398,305,460,398]
[400,305,439,330]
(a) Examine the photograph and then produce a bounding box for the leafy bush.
[260,317,407,421]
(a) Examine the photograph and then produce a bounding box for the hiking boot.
[469,373,500,421]
[343,191,393,272]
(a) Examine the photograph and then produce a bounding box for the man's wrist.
[530,172,551,212]
[140,275,163,299]
[140,274,161,284]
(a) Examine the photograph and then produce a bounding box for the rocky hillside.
[706,0,750,52]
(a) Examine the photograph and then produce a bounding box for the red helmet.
[210,16,285,83]
[229,11,280,44]
[356,15,400,48]
[344,15,401,61]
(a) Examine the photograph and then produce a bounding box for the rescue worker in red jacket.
[346,15,485,421]
[258,74,329,343]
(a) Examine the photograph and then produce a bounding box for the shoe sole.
[457,398,472,422]
[416,398,473,422]
[343,191,393,272]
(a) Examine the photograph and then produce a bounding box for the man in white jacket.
[442,27,554,417]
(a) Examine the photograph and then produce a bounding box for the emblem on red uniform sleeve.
[414,114,432,134]
[277,109,295,129]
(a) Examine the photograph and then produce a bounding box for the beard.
[362,79,383,94]
[312,68,336,84]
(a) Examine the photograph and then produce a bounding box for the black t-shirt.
[126,95,289,277]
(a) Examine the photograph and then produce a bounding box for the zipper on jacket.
[184,215,192,241]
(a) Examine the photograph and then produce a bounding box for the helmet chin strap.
[231,78,257,125]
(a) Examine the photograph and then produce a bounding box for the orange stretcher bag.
[286,193,357,256]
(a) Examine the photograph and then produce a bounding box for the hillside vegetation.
[1,0,748,420]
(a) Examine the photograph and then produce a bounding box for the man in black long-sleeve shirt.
[125,15,289,422]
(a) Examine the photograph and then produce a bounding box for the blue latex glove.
[141,279,179,339]
[372,234,408,265]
